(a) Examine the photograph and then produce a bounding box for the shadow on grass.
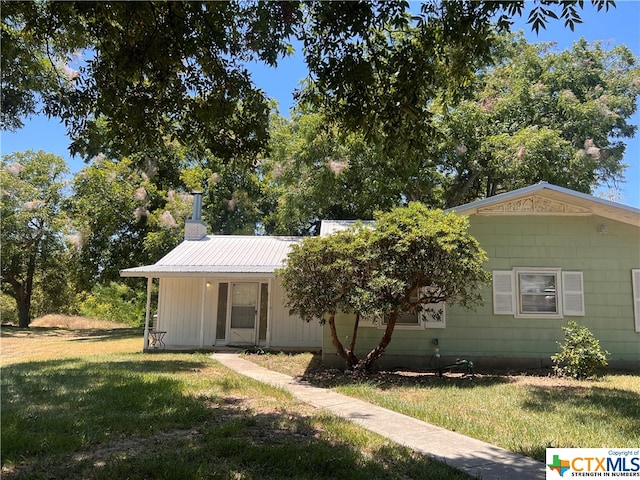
[0,325,142,340]
[521,384,640,438]
[65,328,143,342]
[300,356,511,390]
[1,357,473,480]
[1,357,213,463]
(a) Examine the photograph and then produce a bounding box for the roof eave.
[448,183,640,227]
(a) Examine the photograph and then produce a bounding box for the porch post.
[265,278,272,348]
[143,276,153,350]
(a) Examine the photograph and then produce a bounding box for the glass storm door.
[228,283,258,345]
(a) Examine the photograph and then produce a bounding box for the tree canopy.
[263,31,639,234]
[278,203,490,370]
[436,35,640,206]
[3,0,635,326]
[2,0,616,162]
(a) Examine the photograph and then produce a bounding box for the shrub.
[551,321,609,379]
[79,282,146,326]
[1,293,18,324]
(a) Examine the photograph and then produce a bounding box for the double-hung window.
[493,268,584,318]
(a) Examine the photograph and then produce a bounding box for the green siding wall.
[323,214,640,368]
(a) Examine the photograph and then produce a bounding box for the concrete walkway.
[211,353,545,480]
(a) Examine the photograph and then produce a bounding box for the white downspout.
[143,276,153,350]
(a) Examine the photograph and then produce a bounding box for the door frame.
[226,282,259,346]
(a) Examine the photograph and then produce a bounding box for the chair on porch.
[149,314,166,349]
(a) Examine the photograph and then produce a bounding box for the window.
[493,269,584,318]
[378,288,446,329]
[518,271,558,315]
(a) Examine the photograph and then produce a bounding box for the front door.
[228,283,258,345]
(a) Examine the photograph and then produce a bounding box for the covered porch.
[120,235,322,352]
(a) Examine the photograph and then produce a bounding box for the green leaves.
[551,320,610,379]
[278,203,489,369]
[436,33,639,204]
[1,150,70,326]
[3,1,611,162]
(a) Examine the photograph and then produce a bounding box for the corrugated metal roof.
[121,235,302,278]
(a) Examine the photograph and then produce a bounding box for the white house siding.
[156,277,321,349]
[268,281,322,348]
[157,277,216,346]
[203,279,218,346]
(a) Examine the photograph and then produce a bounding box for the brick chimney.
[184,191,207,240]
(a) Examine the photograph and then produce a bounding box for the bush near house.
[551,320,610,379]
[78,282,146,326]
[279,203,490,371]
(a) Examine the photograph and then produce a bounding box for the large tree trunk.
[8,248,37,328]
[362,311,398,371]
[8,277,31,328]
[327,313,358,369]
[17,295,31,328]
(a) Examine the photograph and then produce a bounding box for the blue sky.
[2,2,639,206]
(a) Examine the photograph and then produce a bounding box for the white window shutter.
[632,269,640,333]
[493,271,515,315]
[562,271,585,316]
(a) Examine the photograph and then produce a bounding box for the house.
[120,194,321,350]
[121,183,640,369]
[323,183,640,369]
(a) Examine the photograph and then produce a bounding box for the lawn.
[1,320,472,480]
[244,352,640,462]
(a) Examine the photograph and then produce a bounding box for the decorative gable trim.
[477,195,591,216]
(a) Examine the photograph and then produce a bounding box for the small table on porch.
[149,330,166,349]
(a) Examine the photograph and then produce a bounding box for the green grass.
[245,352,640,461]
[1,328,473,480]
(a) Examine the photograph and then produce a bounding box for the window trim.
[514,268,562,319]
[377,288,446,330]
[633,269,640,333]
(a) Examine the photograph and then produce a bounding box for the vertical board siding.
[158,278,321,348]
[203,279,217,346]
[158,277,203,346]
[269,281,322,347]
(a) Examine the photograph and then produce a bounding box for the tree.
[2,1,613,161]
[0,151,69,327]
[1,1,299,161]
[263,107,450,235]
[278,203,490,371]
[436,35,640,206]
[67,155,192,287]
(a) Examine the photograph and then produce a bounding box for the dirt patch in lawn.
[243,352,594,389]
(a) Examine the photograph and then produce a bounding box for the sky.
[2,1,639,207]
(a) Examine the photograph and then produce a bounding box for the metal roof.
[120,235,302,278]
